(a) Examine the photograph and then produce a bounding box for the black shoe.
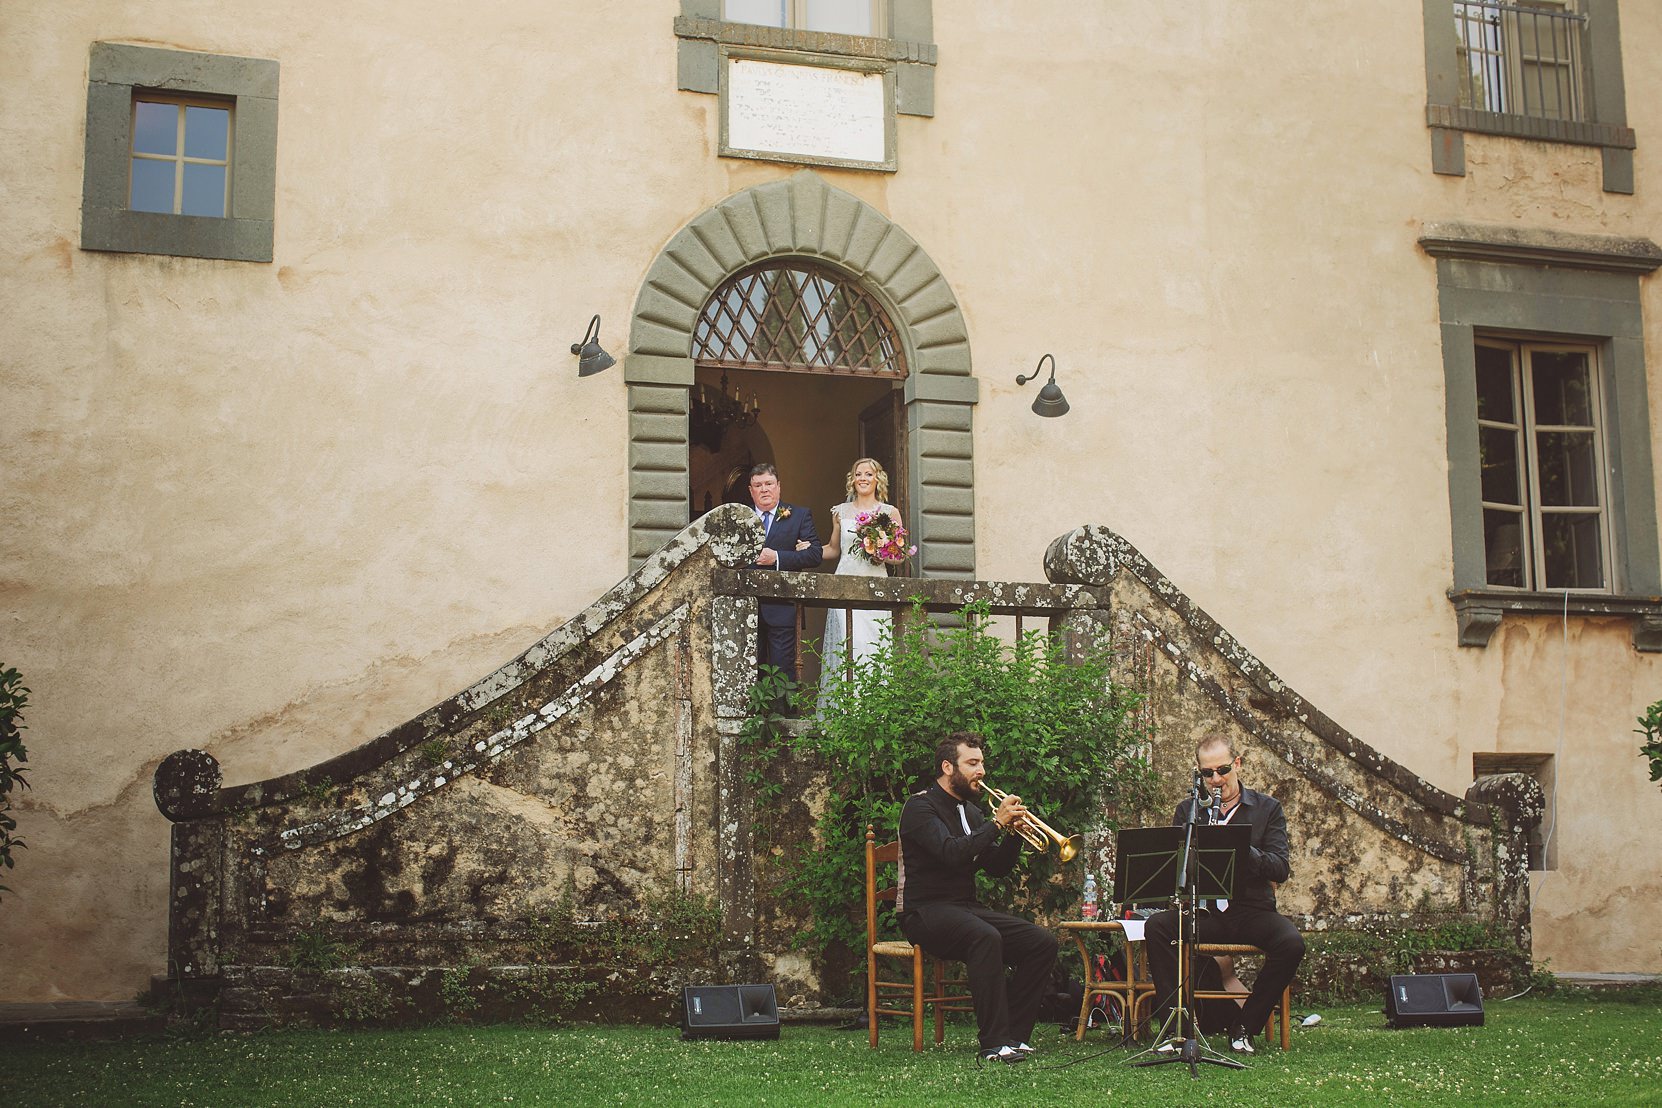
[979,1045,1027,1064]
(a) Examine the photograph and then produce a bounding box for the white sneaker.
[1228,1028,1256,1055]
[979,1045,1026,1064]
[1010,1042,1035,1055]
[1154,1039,1180,1055]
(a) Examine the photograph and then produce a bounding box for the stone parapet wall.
[151,512,1540,1028]
[1046,526,1541,950]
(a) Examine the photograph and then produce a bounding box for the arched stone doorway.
[624,171,978,578]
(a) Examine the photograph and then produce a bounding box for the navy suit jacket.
[755,503,821,627]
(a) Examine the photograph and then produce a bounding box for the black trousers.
[756,619,797,678]
[902,903,1058,1050]
[1144,904,1305,1039]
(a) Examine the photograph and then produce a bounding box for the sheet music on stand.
[1114,821,1253,1076]
[1113,825,1250,906]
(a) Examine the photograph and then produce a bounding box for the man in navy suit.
[747,463,821,680]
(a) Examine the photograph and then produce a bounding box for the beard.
[947,767,977,799]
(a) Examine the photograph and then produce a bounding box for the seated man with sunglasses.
[1144,736,1305,1055]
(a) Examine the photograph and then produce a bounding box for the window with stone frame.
[1421,222,1662,651]
[1475,337,1611,592]
[723,0,887,36]
[1423,0,1635,192]
[81,42,278,263]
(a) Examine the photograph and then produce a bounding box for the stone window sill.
[1427,104,1635,151]
[1449,589,1662,652]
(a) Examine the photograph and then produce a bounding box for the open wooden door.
[858,387,911,576]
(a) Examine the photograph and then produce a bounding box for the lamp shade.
[570,314,615,377]
[1031,380,1069,417]
[1016,353,1070,418]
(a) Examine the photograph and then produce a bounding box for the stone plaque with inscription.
[722,56,893,171]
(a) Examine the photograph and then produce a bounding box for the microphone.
[1193,769,1210,804]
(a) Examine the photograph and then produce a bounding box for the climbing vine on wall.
[1637,697,1662,794]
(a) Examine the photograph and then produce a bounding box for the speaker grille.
[1385,973,1485,1028]
[681,984,781,1040]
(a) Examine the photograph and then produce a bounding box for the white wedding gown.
[818,503,895,714]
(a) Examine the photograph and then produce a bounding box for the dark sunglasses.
[1199,763,1234,779]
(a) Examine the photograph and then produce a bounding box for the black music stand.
[1115,822,1251,1077]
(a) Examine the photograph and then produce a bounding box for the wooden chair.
[1061,920,1156,1041]
[1190,942,1292,1050]
[864,825,974,1050]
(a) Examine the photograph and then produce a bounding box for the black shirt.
[896,782,1022,912]
[1171,786,1290,912]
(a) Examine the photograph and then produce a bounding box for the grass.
[4,993,1661,1107]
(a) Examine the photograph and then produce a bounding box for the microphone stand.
[1134,772,1245,1077]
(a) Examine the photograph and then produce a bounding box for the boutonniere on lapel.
[775,506,792,521]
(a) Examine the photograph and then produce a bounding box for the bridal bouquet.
[854,510,917,566]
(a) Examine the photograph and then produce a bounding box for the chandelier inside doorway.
[690,371,759,452]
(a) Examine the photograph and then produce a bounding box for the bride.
[814,458,908,711]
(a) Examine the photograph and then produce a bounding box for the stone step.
[0,1001,166,1043]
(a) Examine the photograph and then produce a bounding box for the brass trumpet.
[979,782,1082,863]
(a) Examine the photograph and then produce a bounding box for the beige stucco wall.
[3,2,1660,1000]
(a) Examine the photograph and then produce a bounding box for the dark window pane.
[1475,344,1515,422]
[181,163,227,217]
[132,101,178,156]
[1484,508,1526,588]
[183,105,230,161]
[129,158,175,212]
[1531,350,1593,426]
[1540,512,1604,590]
[1479,426,1522,506]
[1536,430,1599,507]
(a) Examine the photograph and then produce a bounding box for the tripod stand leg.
[1126,897,1247,1077]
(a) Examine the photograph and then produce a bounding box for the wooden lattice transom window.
[693,262,905,378]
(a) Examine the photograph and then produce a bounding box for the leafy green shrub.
[0,665,31,902]
[784,601,1153,958]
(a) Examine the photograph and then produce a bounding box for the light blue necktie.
[762,510,773,536]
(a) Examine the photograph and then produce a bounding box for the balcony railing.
[717,568,1106,686]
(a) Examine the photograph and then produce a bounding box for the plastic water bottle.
[1082,873,1099,921]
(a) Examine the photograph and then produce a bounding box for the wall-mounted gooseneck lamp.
[1015,353,1070,417]
[570,314,617,377]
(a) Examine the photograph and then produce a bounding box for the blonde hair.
[844,458,890,504]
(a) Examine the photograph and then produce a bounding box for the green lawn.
[5,994,1661,1107]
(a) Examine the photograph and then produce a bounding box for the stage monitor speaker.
[680,984,781,1040]
[1384,973,1485,1028]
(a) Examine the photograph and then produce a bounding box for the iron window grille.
[693,262,905,378]
[1454,1,1586,123]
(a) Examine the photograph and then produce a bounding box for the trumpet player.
[897,732,1058,1065]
